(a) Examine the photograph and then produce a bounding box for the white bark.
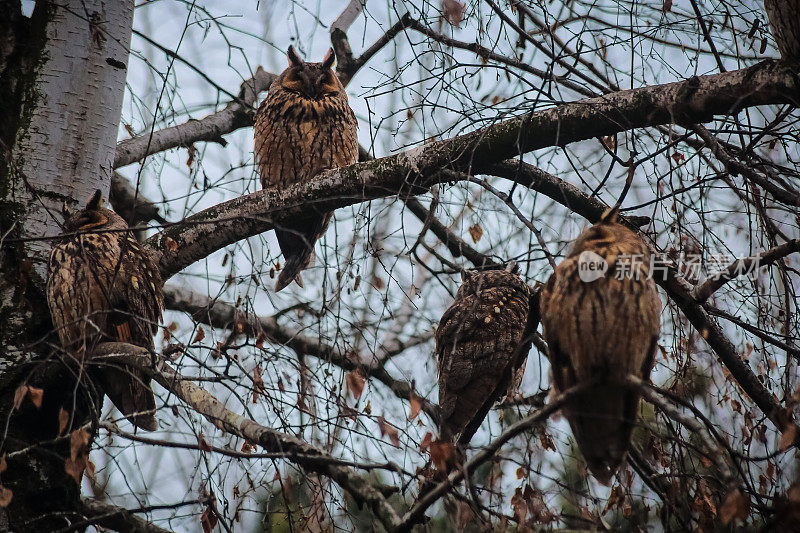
[11,0,134,281]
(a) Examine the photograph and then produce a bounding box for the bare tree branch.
[91,342,404,531]
[114,67,275,169]
[690,239,800,302]
[110,172,166,226]
[145,60,799,280]
[163,285,441,423]
[77,500,175,533]
[396,383,590,531]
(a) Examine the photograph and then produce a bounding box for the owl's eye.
[319,73,340,96]
[281,70,306,93]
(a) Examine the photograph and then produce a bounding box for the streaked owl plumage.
[254,46,358,292]
[764,0,800,61]
[46,191,163,431]
[436,268,537,447]
[540,209,661,485]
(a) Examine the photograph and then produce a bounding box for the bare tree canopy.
[0,0,798,531]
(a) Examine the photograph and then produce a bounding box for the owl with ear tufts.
[539,208,661,485]
[254,46,358,292]
[46,190,163,431]
[436,267,539,448]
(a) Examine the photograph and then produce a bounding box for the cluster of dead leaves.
[65,428,93,484]
[200,490,219,533]
[377,416,400,447]
[345,368,366,400]
[511,484,557,526]
[252,365,266,403]
[12,384,43,411]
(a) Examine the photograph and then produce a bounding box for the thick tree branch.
[110,172,167,226]
[145,60,797,279]
[77,500,174,533]
[91,342,403,531]
[163,285,440,423]
[114,68,275,169]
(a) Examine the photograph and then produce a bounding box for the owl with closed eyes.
[436,267,538,447]
[254,46,358,291]
[540,208,661,484]
[46,190,163,431]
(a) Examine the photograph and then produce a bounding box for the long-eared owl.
[254,46,358,292]
[46,190,163,431]
[540,208,661,484]
[436,267,538,447]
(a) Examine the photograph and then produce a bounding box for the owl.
[46,190,163,431]
[764,0,800,60]
[436,267,537,447]
[254,46,358,292]
[539,208,661,485]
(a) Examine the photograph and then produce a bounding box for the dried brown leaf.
[255,332,267,350]
[468,223,483,243]
[165,237,178,253]
[346,368,366,400]
[377,416,400,447]
[442,0,465,26]
[193,326,205,343]
[420,431,433,453]
[26,386,43,409]
[603,485,624,514]
[0,486,11,508]
[58,408,70,435]
[12,385,27,410]
[201,505,218,533]
[198,432,212,452]
[408,391,423,420]
[186,144,197,168]
[720,488,750,524]
[780,424,797,451]
[511,487,528,524]
[429,440,455,471]
[252,365,266,403]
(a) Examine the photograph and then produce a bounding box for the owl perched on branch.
[436,267,538,447]
[764,0,800,61]
[46,191,163,431]
[254,46,358,292]
[540,208,661,485]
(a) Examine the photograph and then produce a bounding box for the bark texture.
[0,2,134,530]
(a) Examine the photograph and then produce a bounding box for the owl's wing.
[98,243,162,431]
[47,245,110,356]
[437,287,530,444]
[107,242,163,347]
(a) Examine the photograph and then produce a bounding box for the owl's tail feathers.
[566,384,638,486]
[274,213,331,292]
[97,366,158,431]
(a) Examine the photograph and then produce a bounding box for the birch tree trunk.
[0,1,133,529]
